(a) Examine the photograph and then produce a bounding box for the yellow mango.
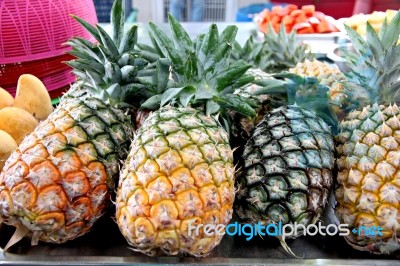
[13,74,53,121]
[0,107,38,144]
[0,130,17,171]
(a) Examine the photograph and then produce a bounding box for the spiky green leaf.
[165,46,185,75]
[201,24,219,58]
[184,51,202,82]
[161,87,185,106]
[252,79,286,95]
[138,43,160,62]
[105,62,122,83]
[195,86,214,100]
[381,11,400,50]
[231,74,256,89]
[72,70,88,81]
[97,25,120,61]
[67,49,95,62]
[214,61,251,91]
[278,23,288,46]
[214,94,256,117]
[86,70,105,89]
[204,42,230,73]
[345,24,367,53]
[106,83,122,100]
[178,86,196,106]
[149,22,174,56]
[206,100,220,115]
[366,22,383,58]
[378,18,388,40]
[168,13,193,51]
[121,65,138,83]
[141,95,162,109]
[136,76,155,87]
[219,25,238,44]
[195,34,205,55]
[155,58,170,93]
[72,15,102,44]
[119,25,138,53]
[111,0,125,47]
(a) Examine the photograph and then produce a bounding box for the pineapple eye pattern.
[236,105,335,231]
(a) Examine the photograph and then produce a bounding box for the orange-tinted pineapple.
[0,0,143,247]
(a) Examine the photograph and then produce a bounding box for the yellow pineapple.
[335,12,400,254]
[116,15,256,256]
[117,107,235,256]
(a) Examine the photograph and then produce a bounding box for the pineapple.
[289,59,349,119]
[0,0,144,247]
[116,15,256,257]
[235,73,337,241]
[118,106,234,256]
[335,12,400,254]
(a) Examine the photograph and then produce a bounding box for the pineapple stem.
[4,223,29,251]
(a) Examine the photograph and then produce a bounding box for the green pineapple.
[116,14,257,257]
[235,73,337,246]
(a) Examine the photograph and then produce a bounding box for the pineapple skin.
[116,106,235,257]
[335,103,400,254]
[236,105,335,230]
[0,93,133,244]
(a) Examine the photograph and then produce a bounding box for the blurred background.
[1,0,398,101]
[94,0,399,23]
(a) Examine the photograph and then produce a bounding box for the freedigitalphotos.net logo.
[187,221,384,241]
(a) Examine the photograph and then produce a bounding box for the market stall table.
[1,22,398,266]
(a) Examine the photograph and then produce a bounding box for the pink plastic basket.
[1,53,76,98]
[0,0,98,64]
[0,0,98,99]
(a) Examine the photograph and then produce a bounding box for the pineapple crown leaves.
[65,0,151,108]
[263,23,315,72]
[230,35,264,67]
[140,14,257,121]
[343,11,400,106]
[232,23,314,73]
[253,72,339,133]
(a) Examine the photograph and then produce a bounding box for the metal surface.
[0,214,399,265]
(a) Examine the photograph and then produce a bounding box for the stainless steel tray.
[1,214,399,266]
